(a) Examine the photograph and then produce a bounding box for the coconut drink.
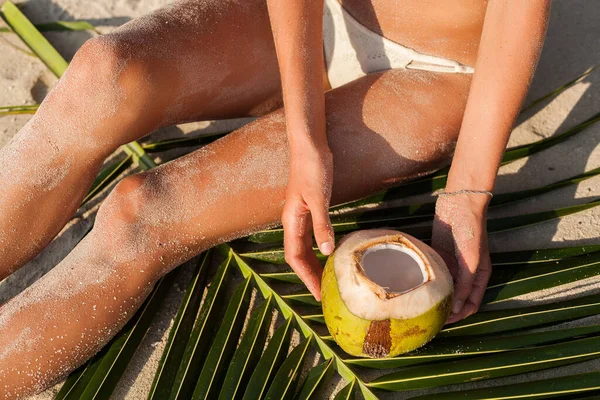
[321,229,453,358]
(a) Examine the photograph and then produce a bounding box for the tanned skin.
[0,0,549,397]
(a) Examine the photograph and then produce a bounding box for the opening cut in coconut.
[360,243,428,294]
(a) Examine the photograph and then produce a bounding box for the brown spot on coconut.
[363,319,392,358]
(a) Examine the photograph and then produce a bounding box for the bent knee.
[68,36,158,130]
[96,174,145,223]
[95,172,201,271]
[95,175,156,254]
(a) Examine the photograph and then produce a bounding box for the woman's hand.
[282,144,334,301]
[431,193,492,324]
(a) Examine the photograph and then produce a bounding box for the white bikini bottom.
[323,0,474,89]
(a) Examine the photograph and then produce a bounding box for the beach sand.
[1,0,599,398]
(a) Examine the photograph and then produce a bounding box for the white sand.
[0,0,599,399]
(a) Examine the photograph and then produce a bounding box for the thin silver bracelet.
[437,189,494,198]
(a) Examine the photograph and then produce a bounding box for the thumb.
[308,196,335,256]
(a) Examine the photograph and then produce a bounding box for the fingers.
[448,265,476,319]
[446,248,492,324]
[282,197,324,300]
[466,256,492,313]
[306,193,335,256]
[447,255,492,324]
[443,213,492,324]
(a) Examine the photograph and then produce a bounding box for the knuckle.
[284,249,301,265]
[313,222,332,235]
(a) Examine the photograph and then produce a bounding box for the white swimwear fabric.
[323,0,475,89]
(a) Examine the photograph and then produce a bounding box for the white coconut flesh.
[333,229,453,321]
[360,244,427,294]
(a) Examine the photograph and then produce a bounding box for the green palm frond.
[368,335,600,391]
[263,335,314,399]
[4,2,600,399]
[57,269,180,399]
[148,251,212,400]
[345,324,600,369]
[0,2,68,76]
[483,252,600,304]
[191,275,253,399]
[296,358,335,400]
[0,19,97,33]
[248,193,600,244]
[242,317,293,400]
[218,295,274,399]
[0,104,39,115]
[141,131,227,153]
[81,155,133,206]
[439,293,600,338]
[411,371,600,400]
[169,255,234,399]
[333,380,357,400]
[242,241,600,265]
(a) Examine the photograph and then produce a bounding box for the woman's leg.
[0,69,471,397]
[0,0,283,279]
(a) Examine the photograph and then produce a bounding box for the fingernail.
[452,300,464,314]
[320,241,334,256]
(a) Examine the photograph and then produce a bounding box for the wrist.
[289,128,330,157]
[437,192,491,215]
[284,94,327,150]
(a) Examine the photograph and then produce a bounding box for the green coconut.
[321,229,453,358]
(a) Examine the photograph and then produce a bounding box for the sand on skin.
[0,0,599,398]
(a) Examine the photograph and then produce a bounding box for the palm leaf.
[483,252,600,304]
[521,64,597,112]
[142,131,227,152]
[0,19,97,33]
[440,293,600,338]
[345,324,600,369]
[0,104,39,115]
[0,1,68,76]
[231,249,379,400]
[282,293,321,306]
[283,289,600,331]
[333,380,356,400]
[246,198,600,250]
[218,295,274,400]
[263,335,313,400]
[368,336,600,391]
[259,272,303,284]
[191,275,253,399]
[241,241,600,265]
[7,5,600,398]
[81,155,133,206]
[54,354,103,400]
[487,198,600,233]
[490,244,600,265]
[248,166,600,243]
[168,254,233,400]
[491,166,600,206]
[412,371,600,400]
[147,251,212,400]
[242,317,293,400]
[296,358,335,400]
[72,270,179,399]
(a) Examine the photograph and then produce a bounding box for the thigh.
[101,69,472,266]
[106,0,283,127]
